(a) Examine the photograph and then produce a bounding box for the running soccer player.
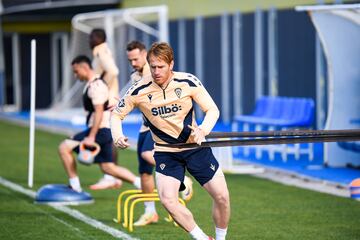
[58,55,141,193]
[111,43,230,240]
[126,40,193,227]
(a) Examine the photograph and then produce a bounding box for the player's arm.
[190,79,220,144]
[110,114,128,149]
[110,96,136,149]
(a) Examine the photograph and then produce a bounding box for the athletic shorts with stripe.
[154,147,219,186]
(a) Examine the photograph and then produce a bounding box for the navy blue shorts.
[137,130,155,174]
[72,128,113,164]
[154,147,219,186]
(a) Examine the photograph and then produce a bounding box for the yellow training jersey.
[112,71,219,152]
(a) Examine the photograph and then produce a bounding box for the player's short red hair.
[147,42,174,65]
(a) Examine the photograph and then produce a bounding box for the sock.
[215,227,227,240]
[69,176,82,192]
[133,177,141,189]
[103,174,116,181]
[189,225,208,240]
[144,201,156,214]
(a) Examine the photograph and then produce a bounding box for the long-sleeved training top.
[111,71,219,152]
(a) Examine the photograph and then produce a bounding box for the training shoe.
[68,185,82,193]
[180,176,194,201]
[89,178,123,190]
[133,212,159,226]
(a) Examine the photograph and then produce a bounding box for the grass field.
[1,119,360,240]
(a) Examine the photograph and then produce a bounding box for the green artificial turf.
[0,120,359,240]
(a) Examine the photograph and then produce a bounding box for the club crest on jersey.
[160,163,166,170]
[117,99,125,108]
[175,88,182,98]
[147,94,153,102]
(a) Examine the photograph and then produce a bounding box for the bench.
[233,96,314,127]
[232,96,315,161]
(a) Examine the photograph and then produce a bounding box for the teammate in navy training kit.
[111,43,230,240]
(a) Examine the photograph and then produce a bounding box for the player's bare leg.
[58,141,77,178]
[99,162,137,184]
[134,150,158,226]
[156,172,196,231]
[141,173,155,193]
[90,144,121,190]
[203,169,230,240]
[58,140,81,192]
[156,172,210,240]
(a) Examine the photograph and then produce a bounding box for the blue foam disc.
[35,184,94,205]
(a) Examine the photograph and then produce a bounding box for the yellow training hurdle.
[115,189,186,232]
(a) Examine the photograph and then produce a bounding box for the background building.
[0,0,357,128]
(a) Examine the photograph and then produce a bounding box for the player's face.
[149,55,173,88]
[127,49,147,72]
[72,63,87,81]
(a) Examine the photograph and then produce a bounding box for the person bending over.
[58,55,141,193]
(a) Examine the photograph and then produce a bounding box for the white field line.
[35,203,96,240]
[0,176,140,240]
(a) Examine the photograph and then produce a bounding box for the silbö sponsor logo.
[151,104,182,118]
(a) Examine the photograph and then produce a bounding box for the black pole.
[207,129,360,139]
[157,134,360,149]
